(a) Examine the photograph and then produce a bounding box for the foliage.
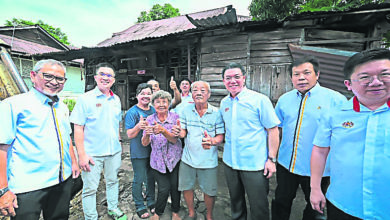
[249,0,385,21]
[5,18,70,45]
[63,98,76,112]
[137,4,180,23]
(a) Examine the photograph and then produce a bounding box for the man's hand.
[170,76,177,91]
[0,191,18,217]
[152,122,165,135]
[78,153,95,172]
[201,131,213,150]
[310,188,326,214]
[138,115,148,130]
[263,160,276,178]
[171,119,181,137]
[72,163,80,178]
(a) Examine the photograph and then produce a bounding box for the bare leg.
[172,212,182,220]
[183,190,195,217]
[150,213,160,220]
[204,193,215,220]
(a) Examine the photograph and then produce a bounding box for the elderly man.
[310,48,390,220]
[172,81,224,220]
[272,56,346,220]
[71,63,126,220]
[0,59,79,219]
[147,77,181,108]
[220,62,280,220]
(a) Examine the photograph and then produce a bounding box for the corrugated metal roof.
[187,6,238,28]
[0,34,62,55]
[288,44,356,97]
[98,5,244,47]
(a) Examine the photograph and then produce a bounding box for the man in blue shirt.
[272,56,346,220]
[172,81,224,220]
[0,59,79,219]
[220,62,280,220]
[311,48,390,220]
[71,63,126,220]
[172,78,194,115]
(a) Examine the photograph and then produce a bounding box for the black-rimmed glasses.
[40,72,67,84]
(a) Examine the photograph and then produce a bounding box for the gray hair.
[151,90,172,104]
[33,59,66,73]
[191,81,211,93]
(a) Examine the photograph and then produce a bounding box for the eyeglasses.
[40,72,67,83]
[351,73,390,85]
[97,72,115,78]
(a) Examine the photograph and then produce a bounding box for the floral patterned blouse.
[144,111,182,173]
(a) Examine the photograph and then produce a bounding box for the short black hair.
[222,62,246,79]
[290,56,319,77]
[136,83,152,96]
[180,77,192,85]
[344,48,390,79]
[95,62,115,74]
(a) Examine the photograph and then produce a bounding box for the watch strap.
[0,187,9,197]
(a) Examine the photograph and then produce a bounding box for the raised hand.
[172,119,181,137]
[169,76,177,90]
[201,130,213,150]
[138,115,148,130]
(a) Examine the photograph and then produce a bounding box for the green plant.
[63,98,76,112]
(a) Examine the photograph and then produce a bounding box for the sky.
[0,0,252,47]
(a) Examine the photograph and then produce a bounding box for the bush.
[63,98,76,112]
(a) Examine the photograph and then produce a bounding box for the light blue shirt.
[275,84,346,176]
[70,87,122,156]
[220,88,280,171]
[180,103,224,168]
[313,97,390,219]
[0,88,72,193]
[172,93,194,115]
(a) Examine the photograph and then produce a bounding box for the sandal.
[148,204,156,214]
[136,209,150,219]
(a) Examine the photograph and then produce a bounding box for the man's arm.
[69,137,80,178]
[170,77,181,109]
[264,126,280,178]
[74,125,94,172]
[310,145,330,214]
[0,144,17,217]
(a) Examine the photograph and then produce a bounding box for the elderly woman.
[125,83,156,219]
[142,90,183,220]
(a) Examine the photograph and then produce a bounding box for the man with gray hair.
[172,81,224,220]
[0,59,79,219]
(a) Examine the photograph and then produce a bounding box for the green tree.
[5,18,70,45]
[249,0,385,21]
[137,4,180,23]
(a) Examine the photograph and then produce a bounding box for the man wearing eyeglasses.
[71,63,127,220]
[310,48,390,220]
[272,56,346,220]
[0,59,80,219]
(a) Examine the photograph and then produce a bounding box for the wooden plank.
[251,38,301,44]
[250,56,292,65]
[202,59,247,67]
[201,51,247,63]
[202,34,248,45]
[271,65,293,101]
[250,29,302,41]
[306,29,365,40]
[200,67,224,74]
[201,44,247,54]
[250,43,289,51]
[210,88,229,96]
[200,74,223,81]
[250,50,291,58]
[208,81,225,88]
[303,37,380,45]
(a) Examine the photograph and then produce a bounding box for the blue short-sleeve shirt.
[275,84,346,176]
[313,97,390,219]
[124,105,155,159]
[0,88,72,193]
[70,87,122,156]
[220,88,280,171]
[180,103,225,168]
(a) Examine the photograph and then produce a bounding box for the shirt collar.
[93,87,114,97]
[295,82,320,97]
[31,87,59,106]
[153,111,175,124]
[191,102,213,114]
[229,87,248,100]
[351,96,390,112]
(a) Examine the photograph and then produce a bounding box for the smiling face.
[191,81,210,105]
[148,80,160,93]
[30,63,66,96]
[291,62,319,94]
[137,87,152,107]
[180,80,191,94]
[94,67,115,92]
[153,97,169,115]
[344,59,390,107]
[223,68,246,98]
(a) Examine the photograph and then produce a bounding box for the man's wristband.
[268,156,277,163]
[0,187,9,197]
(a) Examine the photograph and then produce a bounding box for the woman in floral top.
[142,90,183,220]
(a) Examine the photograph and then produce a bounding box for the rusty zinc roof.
[0,34,62,55]
[98,5,249,47]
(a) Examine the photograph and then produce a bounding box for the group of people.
[0,47,388,220]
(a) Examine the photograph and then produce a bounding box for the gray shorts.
[178,161,218,196]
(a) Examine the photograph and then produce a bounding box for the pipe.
[0,46,29,93]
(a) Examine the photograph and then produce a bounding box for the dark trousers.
[327,201,362,220]
[272,164,329,220]
[224,163,270,220]
[153,163,181,216]
[12,176,73,220]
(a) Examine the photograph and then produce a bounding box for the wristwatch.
[268,156,277,163]
[0,187,9,197]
